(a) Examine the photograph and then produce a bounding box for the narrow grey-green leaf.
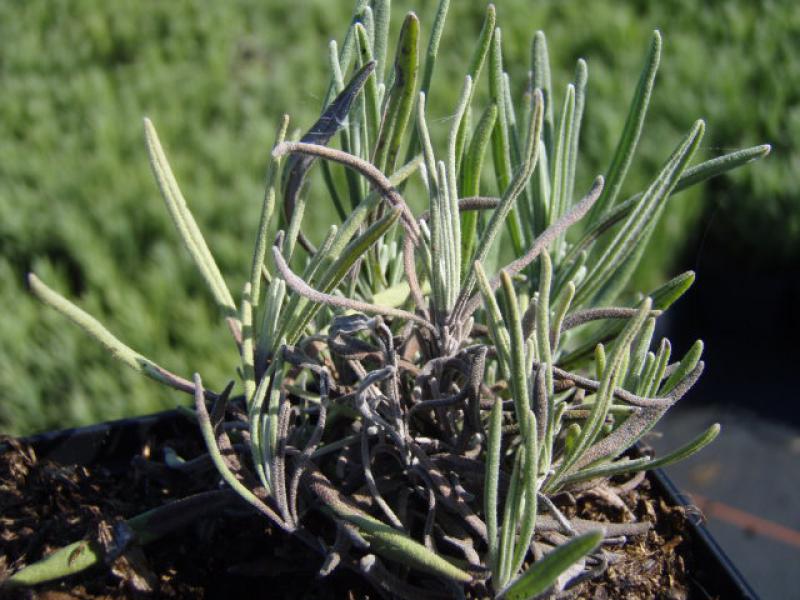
[500,531,603,600]
[374,12,419,173]
[510,408,539,578]
[550,281,575,356]
[401,0,448,167]
[250,115,289,309]
[501,271,532,435]
[453,88,543,323]
[489,27,524,255]
[560,424,720,486]
[460,103,498,277]
[575,120,704,308]
[305,470,471,583]
[549,84,575,227]
[322,0,370,105]
[535,251,554,470]
[676,144,771,192]
[566,59,588,209]
[355,24,381,142]
[625,316,656,390]
[558,271,693,370]
[28,274,202,398]
[143,118,236,319]
[563,144,770,267]
[445,75,473,296]
[419,0,449,95]
[372,0,391,83]
[531,31,554,158]
[550,298,651,489]
[454,3,496,165]
[240,283,256,401]
[587,30,661,222]
[349,514,472,583]
[642,338,671,398]
[498,448,524,587]
[660,339,703,395]
[549,84,576,259]
[485,396,503,575]
[475,261,511,379]
[194,374,287,527]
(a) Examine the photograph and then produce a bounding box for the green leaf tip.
[587,27,662,222]
[499,530,603,599]
[27,272,206,399]
[143,116,237,323]
[348,514,473,583]
[28,272,144,374]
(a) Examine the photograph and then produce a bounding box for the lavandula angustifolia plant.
[11,1,769,597]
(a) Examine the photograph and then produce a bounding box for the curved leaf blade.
[500,530,603,600]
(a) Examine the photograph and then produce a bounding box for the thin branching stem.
[460,176,604,321]
[273,141,420,241]
[272,243,435,332]
[193,373,290,531]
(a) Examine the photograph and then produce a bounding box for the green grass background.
[1,0,797,434]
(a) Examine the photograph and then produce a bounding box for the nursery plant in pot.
[2,1,769,598]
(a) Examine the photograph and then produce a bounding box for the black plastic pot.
[7,411,758,599]
[647,468,758,599]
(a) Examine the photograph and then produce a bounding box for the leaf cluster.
[14,1,768,597]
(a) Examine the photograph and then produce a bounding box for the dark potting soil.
[564,479,697,600]
[0,429,705,599]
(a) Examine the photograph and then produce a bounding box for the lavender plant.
[9,1,769,597]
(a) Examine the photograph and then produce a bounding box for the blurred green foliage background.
[1,0,796,434]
